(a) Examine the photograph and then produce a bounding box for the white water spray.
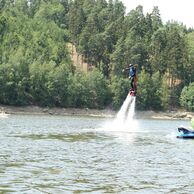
[95,93,138,144]
[115,95,133,124]
[115,94,136,125]
[96,93,138,146]
[101,94,137,132]
[126,96,136,122]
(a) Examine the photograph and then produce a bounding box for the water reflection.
[9,132,111,142]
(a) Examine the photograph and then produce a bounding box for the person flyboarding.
[122,64,137,96]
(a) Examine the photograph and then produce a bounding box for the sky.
[120,0,194,28]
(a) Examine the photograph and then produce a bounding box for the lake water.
[0,114,194,193]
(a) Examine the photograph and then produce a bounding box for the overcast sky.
[120,0,194,28]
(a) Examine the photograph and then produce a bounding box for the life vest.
[129,67,136,77]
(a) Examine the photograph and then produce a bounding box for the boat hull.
[177,127,194,139]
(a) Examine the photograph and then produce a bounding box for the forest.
[0,0,194,111]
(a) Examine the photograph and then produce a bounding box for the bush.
[180,82,194,111]
[67,69,111,109]
[110,76,129,109]
[136,69,152,110]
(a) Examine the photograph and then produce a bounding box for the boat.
[177,127,194,139]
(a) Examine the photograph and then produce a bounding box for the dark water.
[0,115,194,193]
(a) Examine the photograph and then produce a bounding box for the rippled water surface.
[0,114,194,193]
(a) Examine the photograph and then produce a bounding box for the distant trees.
[67,69,111,108]
[110,76,129,109]
[180,82,194,111]
[0,0,193,110]
[186,32,194,83]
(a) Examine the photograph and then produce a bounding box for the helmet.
[128,64,133,67]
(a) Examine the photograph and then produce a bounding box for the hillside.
[0,0,193,111]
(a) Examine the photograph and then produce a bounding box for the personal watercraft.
[177,127,194,139]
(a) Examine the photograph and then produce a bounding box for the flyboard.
[129,88,136,97]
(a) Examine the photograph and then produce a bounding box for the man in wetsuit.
[123,64,137,94]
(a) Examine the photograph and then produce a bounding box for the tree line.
[0,0,194,111]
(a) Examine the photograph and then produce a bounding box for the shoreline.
[0,105,194,120]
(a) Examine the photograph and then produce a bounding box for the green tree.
[0,0,6,11]
[47,63,72,107]
[150,6,162,32]
[150,27,168,74]
[124,6,150,70]
[186,32,194,83]
[86,68,111,108]
[111,38,125,76]
[82,0,95,15]
[67,69,110,108]
[67,72,88,108]
[68,3,86,44]
[165,23,188,83]
[110,76,129,109]
[159,73,170,110]
[0,15,7,41]
[29,62,52,106]
[180,82,194,111]
[136,69,152,110]
[149,71,162,110]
